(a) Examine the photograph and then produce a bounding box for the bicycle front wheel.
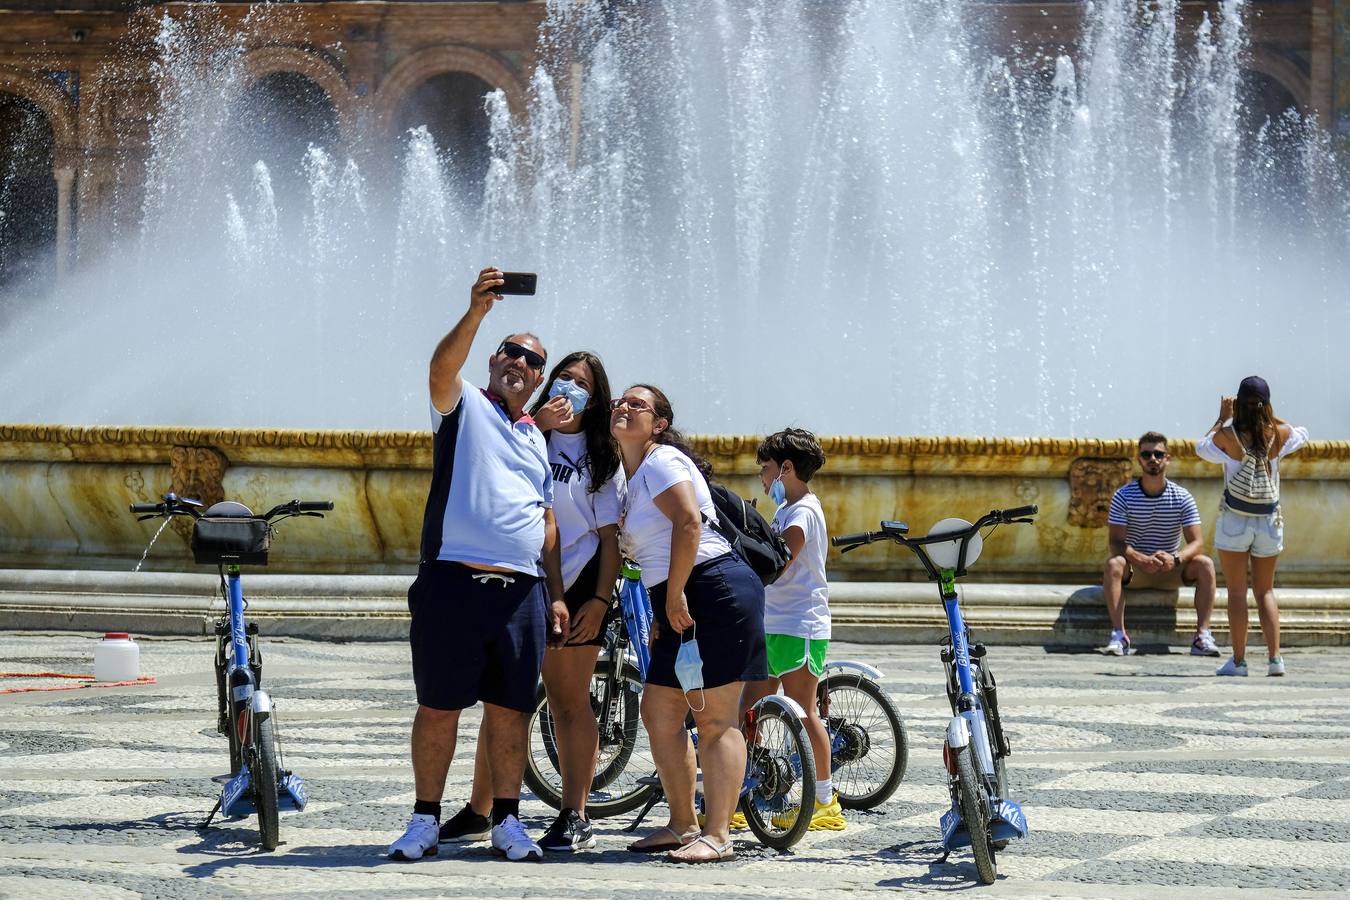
[955,744,996,884]
[253,712,280,851]
[523,660,657,818]
[741,701,815,850]
[818,673,909,809]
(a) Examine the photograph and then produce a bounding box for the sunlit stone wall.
[2,424,1346,585]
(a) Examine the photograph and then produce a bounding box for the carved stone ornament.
[1068,457,1133,528]
[168,446,229,539]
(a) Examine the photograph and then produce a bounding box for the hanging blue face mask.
[769,473,787,506]
[674,625,706,712]
[548,378,590,415]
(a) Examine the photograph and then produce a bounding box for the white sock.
[815,779,832,805]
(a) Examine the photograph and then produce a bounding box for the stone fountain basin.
[2,425,1347,645]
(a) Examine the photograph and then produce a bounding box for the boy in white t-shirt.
[739,428,843,831]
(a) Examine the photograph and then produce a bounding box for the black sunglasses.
[1139,450,1167,461]
[498,341,546,371]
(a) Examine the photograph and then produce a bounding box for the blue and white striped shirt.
[1107,479,1200,554]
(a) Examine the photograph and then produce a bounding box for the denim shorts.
[1214,504,1284,557]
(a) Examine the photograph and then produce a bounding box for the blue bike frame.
[937,569,1027,850]
[218,567,307,819]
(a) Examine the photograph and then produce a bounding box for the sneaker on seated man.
[1101,432,1219,658]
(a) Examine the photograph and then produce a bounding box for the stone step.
[1,569,1347,646]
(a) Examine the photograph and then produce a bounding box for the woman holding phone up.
[1197,375,1308,677]
[440,351,624,853]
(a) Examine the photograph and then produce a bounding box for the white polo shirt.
[419,380,553,575]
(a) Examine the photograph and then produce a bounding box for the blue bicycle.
[131,492,333,850]
[833,504,1037,885]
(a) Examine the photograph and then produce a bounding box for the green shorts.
[765,633,829,678]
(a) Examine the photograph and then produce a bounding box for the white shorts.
[1214,505,1283,558]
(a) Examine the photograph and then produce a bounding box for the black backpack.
[703,482,791,586]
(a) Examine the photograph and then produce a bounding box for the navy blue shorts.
[407,562,546,713]
[563,550,615,648]
[648,553,767,690]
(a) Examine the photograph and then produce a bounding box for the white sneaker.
[388,813,440,860]
[1216,656,1249,677]
[1104,630,1131,656]
[491,814,543,861]
[1267,656,1286,677]
[1190,630,1221,657]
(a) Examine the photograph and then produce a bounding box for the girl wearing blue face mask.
[612,383,767,864]
[442,351,623,853]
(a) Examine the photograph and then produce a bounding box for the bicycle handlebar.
[129,494,334,520]
[832,531,880,548]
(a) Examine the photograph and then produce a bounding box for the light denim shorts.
[1214,504,1283,557]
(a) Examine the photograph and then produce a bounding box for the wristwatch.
[1172,553,1182,569]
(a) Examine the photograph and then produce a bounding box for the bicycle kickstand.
[199,797,222,831]
[626,787,665,833]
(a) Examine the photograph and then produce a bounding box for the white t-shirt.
[764,493,831,639]
[621,444,732,587]
[1196,425,1309,489]
[548,429,624,590]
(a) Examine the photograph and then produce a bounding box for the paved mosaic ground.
[1,633,1348,898]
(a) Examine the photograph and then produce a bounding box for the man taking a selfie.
[389,266,569,863]
[1101,431,1219,658]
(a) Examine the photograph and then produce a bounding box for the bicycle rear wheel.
[818,673,908,809]
[741,702,815,850]
[253,712,280,851]
[523,660,656,818]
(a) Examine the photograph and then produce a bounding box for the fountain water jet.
[0,0,1345,438]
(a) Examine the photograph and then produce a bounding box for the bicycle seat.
[202,501,255,519]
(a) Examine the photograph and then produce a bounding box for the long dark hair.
[1233,395,1277,461]
[530,351,620,493]
[630,383,714,480]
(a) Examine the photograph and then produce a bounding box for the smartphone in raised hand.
[498,272,538,295]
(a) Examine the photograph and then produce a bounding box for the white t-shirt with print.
[548,429,623,590]
[764,493,830,639]
[621,444,732,587]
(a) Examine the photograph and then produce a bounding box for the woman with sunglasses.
[612,384,766,864]
[440,351,624,853]
[1198,375,1308,677]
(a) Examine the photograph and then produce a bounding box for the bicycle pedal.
[636,774,661,786]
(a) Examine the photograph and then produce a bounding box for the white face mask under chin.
[673,623,706,713]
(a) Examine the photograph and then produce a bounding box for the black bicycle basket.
[191,517,271,565]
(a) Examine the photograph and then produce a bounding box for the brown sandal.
[627,825,699,853]
[667,835,735,863]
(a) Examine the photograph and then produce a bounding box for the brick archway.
[0,68,77,152]
[239,47,355,144]
[1246,46,1311,114]
[376,45,528,140]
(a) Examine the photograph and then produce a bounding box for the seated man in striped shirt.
[1102,431,1218,657]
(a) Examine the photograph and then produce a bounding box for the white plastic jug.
[93,632,139,682]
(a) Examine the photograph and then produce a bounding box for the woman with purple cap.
[1197,375,1308,677]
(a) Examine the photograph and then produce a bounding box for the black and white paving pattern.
[2,633,1347,898]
